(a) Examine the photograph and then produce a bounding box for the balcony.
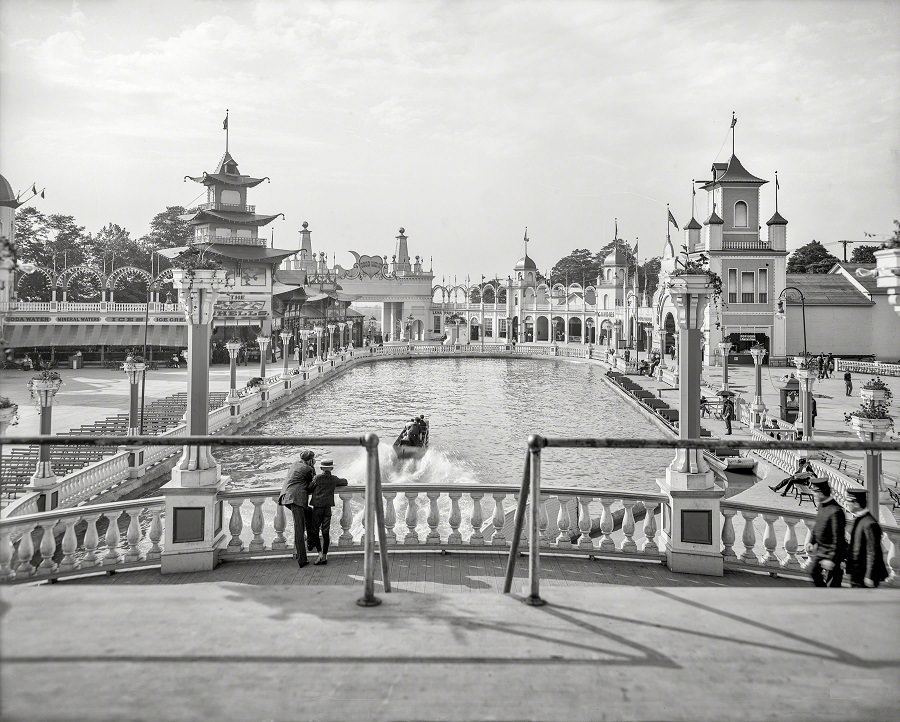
[723,240,770,250]
[194,201,255,213]
[193,234,268,247]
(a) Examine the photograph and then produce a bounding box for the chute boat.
[393,417,430,461]
[705,447,757,472]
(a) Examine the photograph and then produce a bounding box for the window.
[433,315,441,333]
[485,318,493,337]
[734,201,748,228]
[220,189,241,206]
[741,272,755,304]
[727,269,738,303]
[758,268,768,304]
[499,318,507,335]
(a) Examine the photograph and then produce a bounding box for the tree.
[638,257,662,299]
[14,210,94,300]
[849,245,880,264]
[549,248,604,285]
[786,240,840,274]
[146,205,192,250]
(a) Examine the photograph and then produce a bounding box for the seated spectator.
[769,459,815,496]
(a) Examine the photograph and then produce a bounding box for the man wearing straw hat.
[844,488,888,588]
[309,458,348,566]
[806,478,847,587]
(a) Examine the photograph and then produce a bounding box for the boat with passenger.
[393,416,429,461]
[705,447,757,472]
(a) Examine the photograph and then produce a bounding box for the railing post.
[525,435,546,606]
[357,432,383,607]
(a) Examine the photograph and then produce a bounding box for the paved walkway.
[3,581,897,721]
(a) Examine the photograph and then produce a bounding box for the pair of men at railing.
[277,450,347,568]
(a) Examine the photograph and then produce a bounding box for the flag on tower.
[730,113,737,129]
[776,175,780,190]
[667,209,679,231]
[40,189,45,199]
[223,114,229,130]
[31,183,37,195]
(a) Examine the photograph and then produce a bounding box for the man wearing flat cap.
[807,478,847,587]
[309,458,348,566]
[844,489,888,588]
[278,449,317,568]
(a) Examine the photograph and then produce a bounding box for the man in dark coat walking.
[278,449,316,568]
[844,489,888,588]
[722,397,735,436]
[807,478,847,587]
[309,458,348,565]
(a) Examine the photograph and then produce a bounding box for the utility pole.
[838,240,853,262]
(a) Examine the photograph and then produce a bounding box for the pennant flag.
[40,190,45,199]
[776,175,780,190]
[632,242,638,257]
[730,113,737,129]
[523,227,528,242]
[31,183,37,195]
[223,114,229,130]
[668,209,679,230]
[614,218,618,239]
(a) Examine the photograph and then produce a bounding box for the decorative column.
[718,341,733,391]
[280,331,291,377]
[338,322,347,350]
[794,359,817,441]
[162,267,227,574]
[853,384,893,508]
[657,275,723,576]
[256,335,270,379]
[299,330,311,369]
[326,324,336,359]
[122,355,147,436]
[314,324,324,361]
[27,373,62,502]
[225,340,241,404]
[748,343,767,427]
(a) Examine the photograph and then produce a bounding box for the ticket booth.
[778,376,800,423]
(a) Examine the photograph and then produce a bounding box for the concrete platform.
[2,582,897,721]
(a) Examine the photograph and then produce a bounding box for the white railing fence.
[836,359,900,377]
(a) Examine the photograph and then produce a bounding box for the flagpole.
[691,180,696,220]
[225,108,229,153]
[731,111,736,156]
[775,170,779,212]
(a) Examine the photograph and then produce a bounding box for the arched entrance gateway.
[535,316,549,342]
[568,316,582,343]
[664,312,676,356]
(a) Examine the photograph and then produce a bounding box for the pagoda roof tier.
[179,208,284,227]
[184,171,269,188]
[158,244,297,264]
[700,155,767,189]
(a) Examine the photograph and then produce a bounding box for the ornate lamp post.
[367,316,377,346]
[658,272,723,576]
[326,323,336,359]
[298,329,312,367]
[27,371,62,492]
[225,340,241,404]
[314,323,324,361]
[279,331,292,376]
[122,354,147,436]
[718,340,733,391]
[404,314,414,345]
[256,334,270,379]
[851,382,893,508]
[748,343,767,427]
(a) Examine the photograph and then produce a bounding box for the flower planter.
[861,387,889,404]
[667,274,712,330]
[849,416,893,438]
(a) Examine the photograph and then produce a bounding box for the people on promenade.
[810,397,817,429]
[844,370,853,396]
[722,396,735,435]
[807,478,847,587]
[826,353,835,379]
[309,458,348,566]
[844,489,888,588]
[769,458,814,496]
[277,449,317,568]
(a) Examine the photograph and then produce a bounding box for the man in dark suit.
[278,449,316,568]
[844,488,888,588]
[309,458,348,566]
[807,478,847,587]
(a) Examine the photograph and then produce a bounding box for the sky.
[1,0,898,280]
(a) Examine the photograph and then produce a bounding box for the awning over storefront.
[4,324,187,348]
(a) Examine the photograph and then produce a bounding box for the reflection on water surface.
[217,358,671,493]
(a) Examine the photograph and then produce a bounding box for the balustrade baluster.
[249,499,266,551]
[15,523,37,577]
[781,518,801,569]
[448,492,462,545]
[597,497,615,552]
[101,510,124,566]
[538,495,550,545]
[800,518,815,570]
[38,521,58,573]
[576,497,593,549]
[404,492,421,545]
[762,514,779,566]
[147,508,163,561]
[739,511,759,564]
[884,530,900,587]
[490,493,507,546]
[383,491,397,544]
[556,496,571,546]
[338,491,355,547]
[82,514,101,567]
[469,493,484,545]
[621,501,637,553]
[425,492,441,544]
[227,499,244,553]
[125,508,143,562]
[272,498,287,550]
[641,501,659,554]
[720,509,736,560]
[0,530,15,581]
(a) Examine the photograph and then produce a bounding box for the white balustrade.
[0,499,165,583]
[836,359,900,377]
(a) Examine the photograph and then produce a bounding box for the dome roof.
[705,211,724,225]
[766,210,788,226]
[514,254,537,270]
[685,217,702,230]
[0,174,20,208]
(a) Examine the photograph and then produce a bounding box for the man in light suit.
[278,449,316,568]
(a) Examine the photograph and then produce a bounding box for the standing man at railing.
[277,449,317,568]
[807,478,847,588]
